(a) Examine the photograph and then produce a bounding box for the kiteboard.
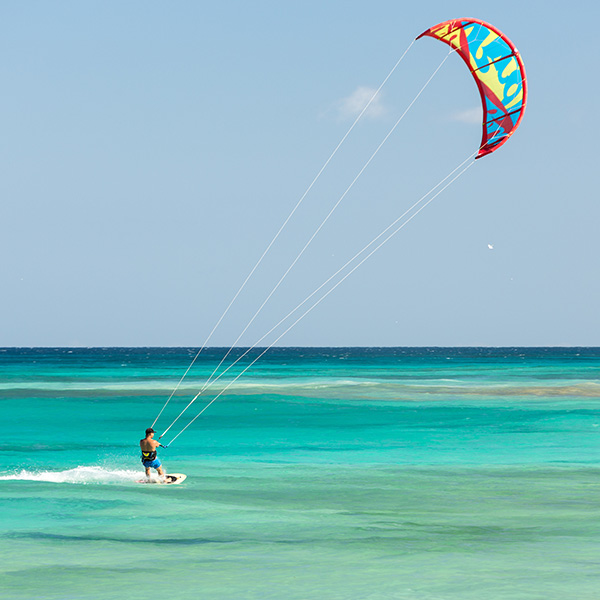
[137,473,187,485]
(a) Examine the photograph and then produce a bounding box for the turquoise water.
[1,347,600,599]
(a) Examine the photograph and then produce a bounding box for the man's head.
[145,427,155,437]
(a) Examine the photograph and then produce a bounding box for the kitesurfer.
[140,427,167,481]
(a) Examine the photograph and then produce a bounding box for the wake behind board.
[137,473,186,485]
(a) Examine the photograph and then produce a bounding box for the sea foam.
[0,465,140,484]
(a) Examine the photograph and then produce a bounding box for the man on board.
[140,427,167,481]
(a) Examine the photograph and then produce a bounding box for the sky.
[1,0,598,347]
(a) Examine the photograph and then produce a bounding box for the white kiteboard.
[137,473,187,485]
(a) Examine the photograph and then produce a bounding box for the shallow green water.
[1,348,600,599]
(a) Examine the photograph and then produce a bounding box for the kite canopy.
[417,18,527,159]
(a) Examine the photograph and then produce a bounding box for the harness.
[141,449,157,463]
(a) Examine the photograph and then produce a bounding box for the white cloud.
[336,86,386,120]
[451,107,482,124]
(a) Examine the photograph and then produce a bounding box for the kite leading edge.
[417,18,527,159]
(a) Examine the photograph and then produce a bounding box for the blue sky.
[1,1,598,347]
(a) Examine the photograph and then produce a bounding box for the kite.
[417,18,527,158]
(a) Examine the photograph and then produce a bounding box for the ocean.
[1,347,599,599]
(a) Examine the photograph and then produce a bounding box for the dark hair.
[145,428,155,435]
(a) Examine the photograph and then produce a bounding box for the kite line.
[151,40,416,429]
[157,49,454,439]
[163,153,476,445]
[188,47,453,397]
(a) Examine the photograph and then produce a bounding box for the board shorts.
[142,458,162,469]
